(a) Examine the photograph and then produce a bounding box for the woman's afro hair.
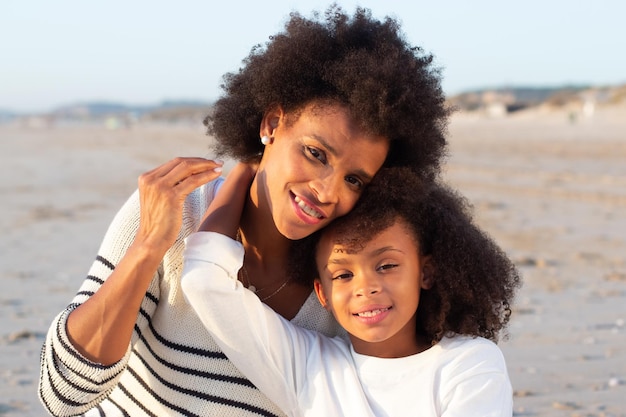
[291,167,522,344]
[205,5,450,181]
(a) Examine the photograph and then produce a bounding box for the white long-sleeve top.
[182,232,514,417]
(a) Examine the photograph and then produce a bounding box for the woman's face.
[253,102,389,240]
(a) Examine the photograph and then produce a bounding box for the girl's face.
[253,102,389,240]
[314,219,433,358]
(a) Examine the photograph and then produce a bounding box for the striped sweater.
[38,178,343,416]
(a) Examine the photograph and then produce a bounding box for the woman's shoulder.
[162,176,227,272]
[184,176,226,213]
[175,176,227,234]
[291,292,345,338]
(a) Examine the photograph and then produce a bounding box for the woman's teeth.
[294,196,323,219]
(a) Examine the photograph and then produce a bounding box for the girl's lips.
[354,307,390,317]
[292,193,326,224]
[353,306,392,324]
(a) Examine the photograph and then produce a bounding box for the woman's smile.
[292,193,325,222]
[251,101,389,241]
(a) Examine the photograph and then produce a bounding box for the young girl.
[182,166,521,416]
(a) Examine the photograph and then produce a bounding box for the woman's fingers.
[141,157,223,188]
[169,159,224,189]
[134,157,224,250]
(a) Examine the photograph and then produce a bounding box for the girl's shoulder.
[439,334,499,350]
[436,335,508,372]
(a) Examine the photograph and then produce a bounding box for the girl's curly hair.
[205,5,449,181]
[292,168,522,343]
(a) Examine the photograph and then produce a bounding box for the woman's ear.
[420,256,435,290]
[259,104,283,139]
[314,279,330,310]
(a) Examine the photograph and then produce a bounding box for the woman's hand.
[66,157,223,365]
[198,161,258,238]
[135,157,224,252]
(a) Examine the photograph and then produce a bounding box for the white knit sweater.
[38,178,343,417]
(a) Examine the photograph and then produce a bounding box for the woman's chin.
[279,222,324,241]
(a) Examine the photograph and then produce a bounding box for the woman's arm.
[66,157,223,365]
[39,157,222,416]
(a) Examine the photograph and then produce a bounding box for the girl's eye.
[332,272,353,281]
[307,146,327,164]
[377,263,398,272]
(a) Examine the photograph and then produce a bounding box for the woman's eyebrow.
[310,134,376,182]
[310,134,337,155]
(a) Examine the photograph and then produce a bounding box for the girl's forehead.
[318,218,418,257]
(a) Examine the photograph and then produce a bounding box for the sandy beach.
[1,106,625,416]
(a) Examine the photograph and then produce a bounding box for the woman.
[39,6,449,416]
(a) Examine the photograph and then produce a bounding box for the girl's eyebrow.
[323,245,405,268]
[370,246,405,257]
[321,252,350,270]
[326,257,348,265]
[310,134,376,183]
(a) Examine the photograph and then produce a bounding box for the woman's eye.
[345,175,364,190]
[307,146,327,164]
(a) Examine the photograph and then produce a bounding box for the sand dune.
[1,106,625,416]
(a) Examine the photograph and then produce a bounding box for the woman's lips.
[293,194,325,223]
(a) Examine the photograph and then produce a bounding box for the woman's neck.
[238,194,291,275]
[237,193,311,319]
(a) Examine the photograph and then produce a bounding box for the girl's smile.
[314,218,434,358]
[352,305,392,324]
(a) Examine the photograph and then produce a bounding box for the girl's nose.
[355,272,381,297]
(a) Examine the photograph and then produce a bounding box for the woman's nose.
[310,173,341,204]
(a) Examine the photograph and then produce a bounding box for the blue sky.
[2,0,625,112]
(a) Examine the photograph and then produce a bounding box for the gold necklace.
[236,229,291,302]
[239,265,256,293]
[240,265,292,302]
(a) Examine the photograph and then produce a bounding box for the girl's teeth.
[357,308,389,317]
[294,196,322,219]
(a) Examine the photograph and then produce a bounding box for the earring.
[261,136,272,145]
